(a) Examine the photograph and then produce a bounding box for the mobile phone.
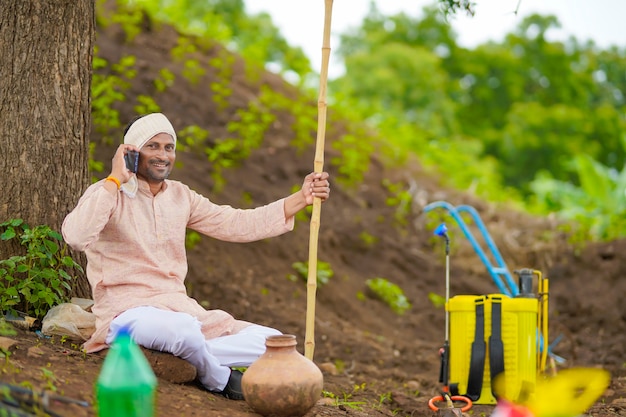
[124,150,139,173]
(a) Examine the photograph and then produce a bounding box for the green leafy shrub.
[154,68,176,92]
[209,50,234,109]
[89,142,105,183]
[287,96,317,151]
[366,277,411,315]
[428,292,446,308]
[91,51,137,143]
[530,151,626,241]
[205,90,276,190]
[96,0,145,42]
[382,179,413,229]
[358,231,379,248]
[177,125,210,152]
[288,261,333,287]
[0,319,16,337]
[331,132,374,189]
[0,219,83,320]
[134,94,161,115]
[171,37,207,85]
[185,230,202,250]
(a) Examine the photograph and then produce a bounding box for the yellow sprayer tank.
[446,294,537,404]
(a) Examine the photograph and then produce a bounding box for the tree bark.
[0,0,95,298]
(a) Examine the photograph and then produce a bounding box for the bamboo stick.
[305,0,333,361]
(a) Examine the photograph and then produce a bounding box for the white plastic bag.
[42,303,96,341]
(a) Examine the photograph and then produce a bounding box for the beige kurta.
[62,178,293,352]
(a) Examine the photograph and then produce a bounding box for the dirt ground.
[1,13,625,417]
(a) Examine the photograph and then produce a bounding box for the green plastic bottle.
[95,327,157,417]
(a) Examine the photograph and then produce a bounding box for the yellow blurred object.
[493,368,610,417]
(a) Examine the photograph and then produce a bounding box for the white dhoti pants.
[106,306,281,391]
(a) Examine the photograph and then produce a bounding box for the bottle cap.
[114,326,131,340]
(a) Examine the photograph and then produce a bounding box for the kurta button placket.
[153,196,162,240]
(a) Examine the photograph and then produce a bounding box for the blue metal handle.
[424,201,519,297]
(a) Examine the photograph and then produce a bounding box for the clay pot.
[242,334,324,417]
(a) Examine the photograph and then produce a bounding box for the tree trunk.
[0,0,95,298]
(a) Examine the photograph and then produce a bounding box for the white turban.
[124,113,177,148]
[121,113,177,197]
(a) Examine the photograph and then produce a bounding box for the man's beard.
[144,159,171,182]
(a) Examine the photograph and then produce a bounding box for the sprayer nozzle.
[434,223,448,237]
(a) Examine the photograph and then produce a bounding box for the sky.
[243,0,626,78]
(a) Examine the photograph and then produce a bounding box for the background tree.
[0,1,94,298]
[334,6,626,188]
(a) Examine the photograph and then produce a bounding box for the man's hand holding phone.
[106,146,140,192]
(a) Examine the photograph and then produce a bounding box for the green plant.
[204,138,240,191]
[208,49,234,109]
[359,231,379,248]
[0,219,83,320]
[40,366,59,392]
[98,0,145,42]
[204,90,276,191]
[322,384,368,411]
[240,191,253,207]
[134,94,161,115]
[154,68,176,92]
[89,142,105,183]
[331,132,374,189]
[91,50,137,143]
[428,292,446,308]
[0,319,16,337]
[530,149,626,241]
[185,230,202,250]
[382,179,413,229]
[287,261,333,287]
[171,36,209,85]
[0,319,16,360]
[374,392,392,409]
[333,359,345,374]
[286,95,317,151]
[177,124,210,153]
[366,277,412,315]
[183,58,206,85]
[226,98,276,157]
[154,68,176,93]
